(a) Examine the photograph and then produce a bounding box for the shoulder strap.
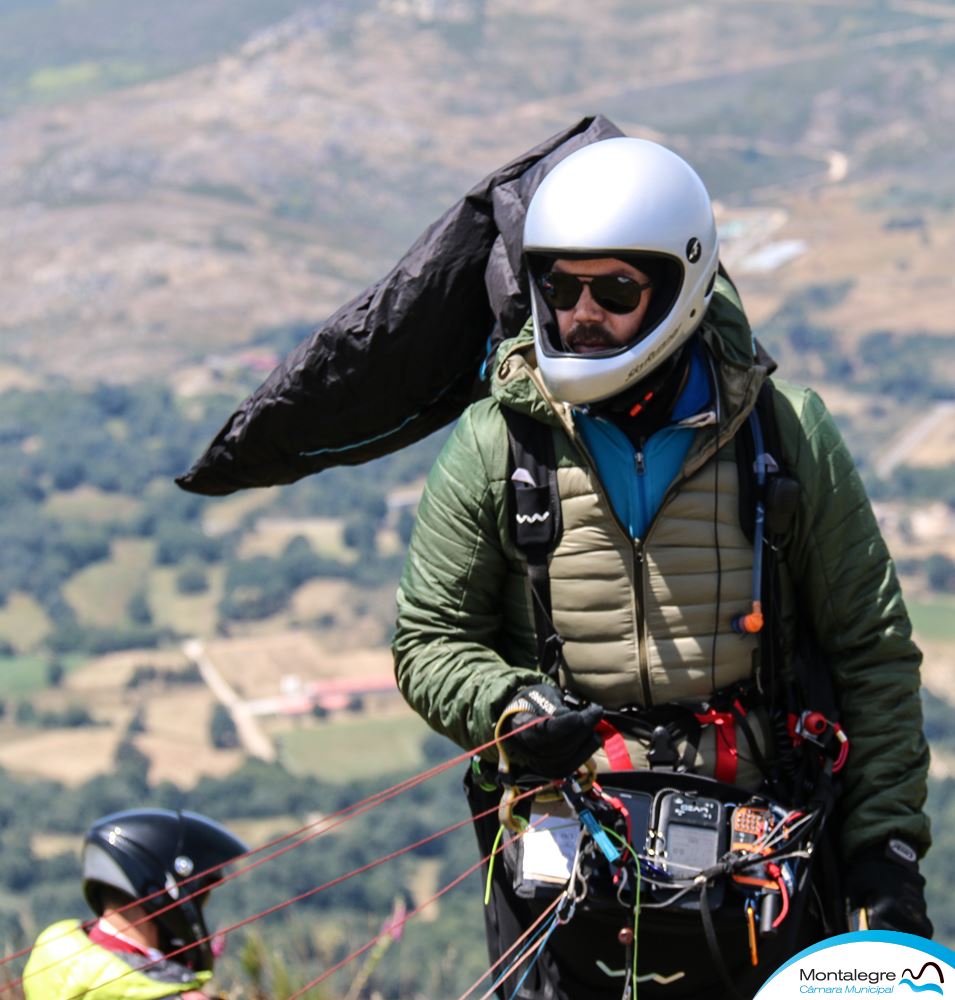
[736,380,799,543]
[501,408,564,680]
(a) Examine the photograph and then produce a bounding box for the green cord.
[485,825,505,906]
[601,824,642,997]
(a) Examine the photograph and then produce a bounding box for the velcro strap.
[595,720,635,771]
[695,709,738,783]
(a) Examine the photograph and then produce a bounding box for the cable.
[47,796,552,1000]
[503,917,560,1000]
[601,825,642,998]
[711,399,723,694]
[484,825,506,906]
[471,899,565,1000]
[0,734,487,975]
[2,724,548,992]
[284,821,545,1000]
[9,797,484,998]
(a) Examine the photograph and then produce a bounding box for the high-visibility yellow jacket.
[23,920,211,1000]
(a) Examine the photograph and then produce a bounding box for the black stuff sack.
[176,115,623,496]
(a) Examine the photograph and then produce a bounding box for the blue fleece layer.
[574,348,711,540]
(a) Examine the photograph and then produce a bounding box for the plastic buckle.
[647,725,679,768]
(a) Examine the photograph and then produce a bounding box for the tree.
[113,739,150,796]
[126,708,147,735]
[176,564,209,595]
[15,701,36,725]
[127,591,153,626]
[210,704,239,749]
[343,515,378,556]
[927,554,955,593]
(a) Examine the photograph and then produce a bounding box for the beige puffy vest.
[544,427,770,789]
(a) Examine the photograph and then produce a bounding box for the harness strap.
[731,698,773,780]
[502,406,564,680]
[594,719,635,770]
[699,880,749,1000]
[695,708,738,783]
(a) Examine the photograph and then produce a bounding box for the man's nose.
[572,282,604,322]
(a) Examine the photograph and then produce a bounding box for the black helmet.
[82,808,248,971]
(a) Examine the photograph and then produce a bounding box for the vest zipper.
[632,437,652,704]
[632,542,653,705]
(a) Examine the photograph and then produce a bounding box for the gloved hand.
[846,839,933,937]
[500,683,603,778]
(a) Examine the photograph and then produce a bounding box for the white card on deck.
[520,811,580,884]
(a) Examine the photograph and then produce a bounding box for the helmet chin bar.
[591,335,695,417]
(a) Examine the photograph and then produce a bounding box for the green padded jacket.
[393,278,930,862]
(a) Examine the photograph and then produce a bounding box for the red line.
[12,783,546,1000]
[286,819,547,1000]
[0,719,544,989]
[65,797,547,1000]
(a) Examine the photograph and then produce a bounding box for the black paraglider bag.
[176,116,624,496]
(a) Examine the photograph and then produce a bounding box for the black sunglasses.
[538,271,653,315]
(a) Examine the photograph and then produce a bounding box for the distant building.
[379,0,485,24]
[245,673,400,718]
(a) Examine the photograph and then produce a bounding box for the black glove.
[501,684,603,778]
[846,839,933,937]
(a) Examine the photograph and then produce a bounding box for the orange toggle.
[733,601,764,634]
[746,902,759,966]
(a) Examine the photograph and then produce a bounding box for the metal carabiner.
[555,891,578,925]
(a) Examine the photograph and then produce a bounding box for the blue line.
[297,353,484,459]
[485,912,559,999]
[505,918,560,1000]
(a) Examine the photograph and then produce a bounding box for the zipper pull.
[635,441,646,476]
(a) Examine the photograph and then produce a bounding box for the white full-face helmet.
[523,137,719,405]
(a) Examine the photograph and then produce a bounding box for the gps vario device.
[649,790,728,910]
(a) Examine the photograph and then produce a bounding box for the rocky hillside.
[1,0,954,385]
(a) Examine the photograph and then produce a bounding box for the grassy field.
[63,538,155,627]
[0,652,87,697]
[239,517,354,561]
[43,486,141,524]
[278,711,432,782]
[0,655,51,698]
[910,599,955,643]
[201,490,273,535]
[65,647,191,692]
[0,594,52,653]
[149,564,226,637]
[0,727,123,786]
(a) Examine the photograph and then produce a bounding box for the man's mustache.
[565,324,617,352]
